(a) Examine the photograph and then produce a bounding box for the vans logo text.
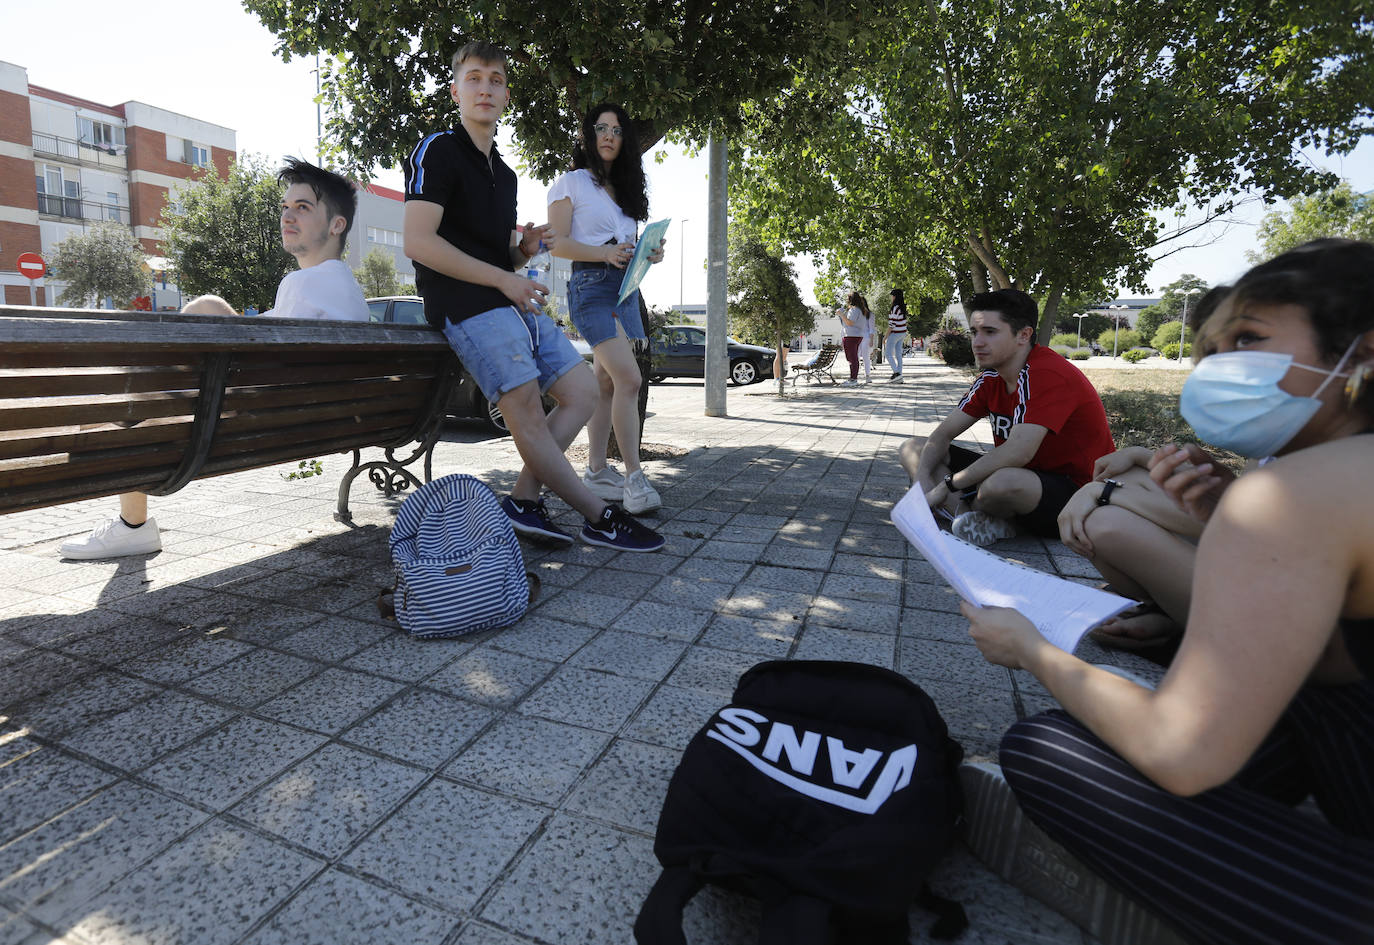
[706,707,917,814]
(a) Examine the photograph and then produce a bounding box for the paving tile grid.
[0,354,1163,945]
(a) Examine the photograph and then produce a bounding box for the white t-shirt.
[262,259,369,321]
[547,169,637,247]
[842,306,868,338]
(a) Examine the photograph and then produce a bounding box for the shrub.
[1152,320,1185,348]
[1122,349,1152,363]
[1159,342,1193,360]
[932,328,975,367]
[1099,328,1142,352]
[1049,333,1081,348]
[1068,350,1091,360]
[1049,345,1071,356]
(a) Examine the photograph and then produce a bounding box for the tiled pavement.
[0,354,1164,945]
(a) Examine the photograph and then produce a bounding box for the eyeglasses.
[593,123,624,138]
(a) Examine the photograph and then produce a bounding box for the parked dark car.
[366,296,560,433]
[649,324,775,385]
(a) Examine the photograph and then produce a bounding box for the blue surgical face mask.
[1179,340,1357,457]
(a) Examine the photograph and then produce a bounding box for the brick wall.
[0,220,41,260]
[4,284,48,305]
[129,180,171,230]
[0,88,32,146]
[0,155,38,211]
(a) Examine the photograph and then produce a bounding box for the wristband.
[1097,478,1123,507]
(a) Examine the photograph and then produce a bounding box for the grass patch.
[1081,368,1243,471]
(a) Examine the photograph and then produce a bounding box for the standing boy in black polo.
[403,41,663,552]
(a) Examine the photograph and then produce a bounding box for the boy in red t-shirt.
[899,289,1115,546]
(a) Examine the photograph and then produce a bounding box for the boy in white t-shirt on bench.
[59,158,370,560]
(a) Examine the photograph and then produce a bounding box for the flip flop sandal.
[1089,600,1181,651]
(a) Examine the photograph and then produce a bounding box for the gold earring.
[1346,363,1371,406]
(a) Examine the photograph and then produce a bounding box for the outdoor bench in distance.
[0,305,458,522]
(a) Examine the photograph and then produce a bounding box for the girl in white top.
[836,291,872,385]
[548,103,665,514]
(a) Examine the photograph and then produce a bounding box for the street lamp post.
[679,218,690,310]
[1072,312,1090,351]
[1178,294,1190,363]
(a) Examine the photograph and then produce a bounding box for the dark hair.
[571,102,649,221]
[1229,239,1374,362]
[452,41,507,73]
[889,288,908,315]
[278,157,357,245]
[968,288,1038,336]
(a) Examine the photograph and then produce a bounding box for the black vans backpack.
[635,660,967,944]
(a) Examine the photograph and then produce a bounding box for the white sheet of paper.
[890,484,1135,652]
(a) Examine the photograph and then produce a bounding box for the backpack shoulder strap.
[634,866,702,945]
[634,868,839,945]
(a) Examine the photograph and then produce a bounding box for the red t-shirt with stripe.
[958,346,1115,486]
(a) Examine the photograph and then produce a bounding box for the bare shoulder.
[1218,435,1374,537]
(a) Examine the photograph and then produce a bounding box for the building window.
[78,117,125,152]
[36,165,82,218]
[191,144,210,167]
[106,192,121,223]
[366,226,402,246]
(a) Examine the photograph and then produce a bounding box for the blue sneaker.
[502,496,573,545]
[580,504,666,553]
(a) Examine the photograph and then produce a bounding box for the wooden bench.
[0,305,459,522]
[790,342,840,386]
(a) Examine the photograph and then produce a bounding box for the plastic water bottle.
[525,241,550,284]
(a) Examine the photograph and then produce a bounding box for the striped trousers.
[1000,681,1374,945]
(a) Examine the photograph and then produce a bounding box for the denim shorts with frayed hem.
[442,305,585,403]
[568,268,645,348]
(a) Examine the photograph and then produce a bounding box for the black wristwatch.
[1097,479,1123,507]
[943,473,958,492]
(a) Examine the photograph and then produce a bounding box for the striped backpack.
[388,474,534,638]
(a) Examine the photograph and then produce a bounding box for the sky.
[6,0,1373,307]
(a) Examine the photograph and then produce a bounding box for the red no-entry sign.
[17,252,46,280]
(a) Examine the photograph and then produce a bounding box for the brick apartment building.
[0,60,234,308]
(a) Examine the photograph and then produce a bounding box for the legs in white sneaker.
[60,513,161,559]
[951,510,1017,547]
[582,464,625,501]
[622,469,661,514]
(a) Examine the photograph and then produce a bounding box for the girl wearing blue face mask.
[959,239,1374,945]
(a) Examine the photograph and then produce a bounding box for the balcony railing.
[32,132,128,169]
[36,192,124,223]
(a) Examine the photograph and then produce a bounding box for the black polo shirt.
[403,125,518,328]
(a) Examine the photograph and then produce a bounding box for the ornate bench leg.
[333,422,444,523]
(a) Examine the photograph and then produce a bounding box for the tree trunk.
[774,323,787,395]
[1037,284,1064,345]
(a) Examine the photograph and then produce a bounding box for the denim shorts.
[441,305,585,403]
[567,267,645,347]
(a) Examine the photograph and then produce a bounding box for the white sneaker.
[840,379,858,387]
[622,469,662,514]
[951,511,1017,547]
[59,515,162,559]
[960,763,1186,945]
[582,464,625,502]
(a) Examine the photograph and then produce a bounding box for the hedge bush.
[1068,351,1091,360]
[1152,321,1185,348]
[932,328,975,366]
[1159,341,1193,360]
[1049,333,1082,348]
[1122,349,1152,363]
[1099,328,1142,352]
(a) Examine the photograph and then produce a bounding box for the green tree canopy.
[356,247,400,297]
[244,0,881,179]
[729,232,815,393]
[732,0,1374,342]
[49,222,151,308]
[1250,182,1374,261]
[161,155,294,313]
